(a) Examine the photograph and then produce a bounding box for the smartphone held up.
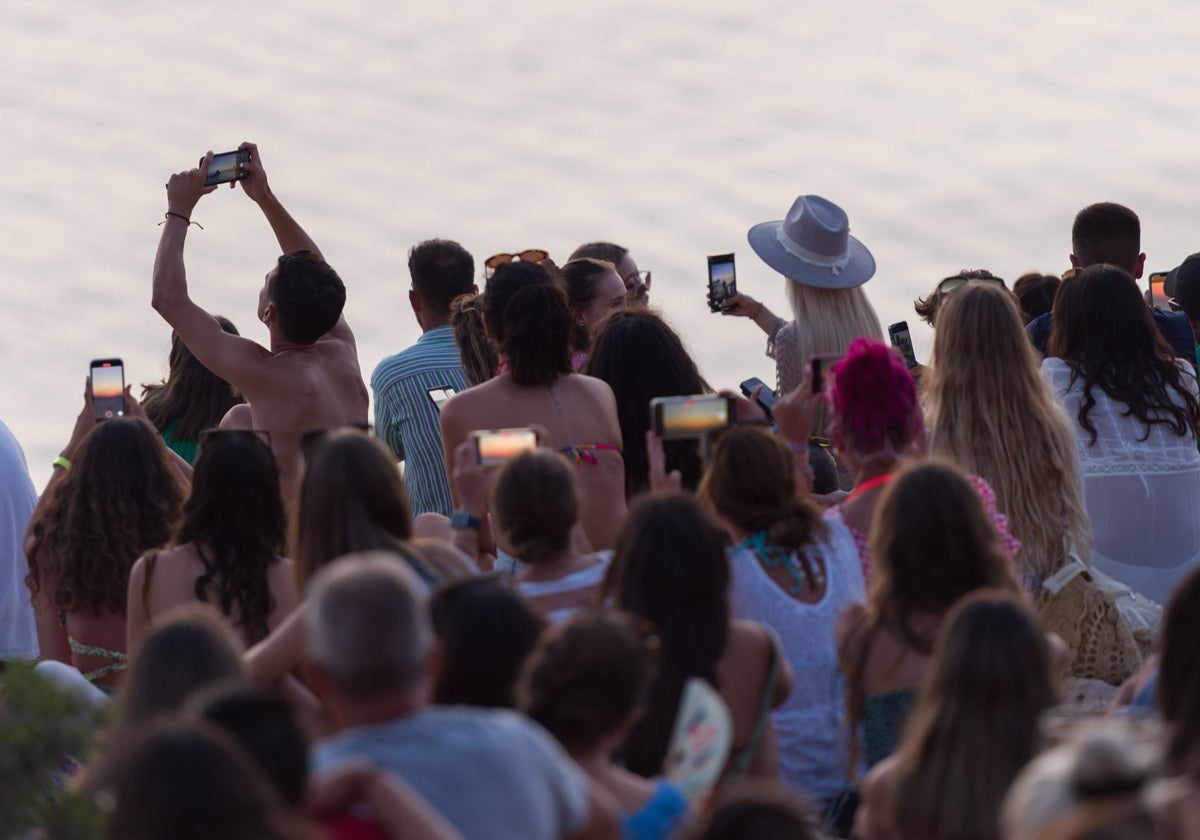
[650,395,736,440]
[471,427,539,467]
[90,358,125,421]
[887,321,919,369]
[203,149,251,187]
[707,253,737,312]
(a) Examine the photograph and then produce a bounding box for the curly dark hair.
[26,418,184,616]
[1048,264,1200,446]
[168,430,285,643]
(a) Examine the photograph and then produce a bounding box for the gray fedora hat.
[747,195,876,289]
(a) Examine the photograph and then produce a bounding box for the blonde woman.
[722,195,884,401]
[924,281,1141,685]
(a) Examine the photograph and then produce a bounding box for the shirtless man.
[153,143,368,509]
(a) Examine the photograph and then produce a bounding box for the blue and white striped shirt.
[370,326,469,517]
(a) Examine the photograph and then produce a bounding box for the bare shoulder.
[857,755,899,840]
[727,619,773,665]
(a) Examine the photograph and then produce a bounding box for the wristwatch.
[450,511,482,531]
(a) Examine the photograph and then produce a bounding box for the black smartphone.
[90,358,125,420]
[650,395,736,440]
[203,149,251,187]
[809,353,844,394]
[1148,271,1170,310]
[739,377,777,418]
[887,321,919,369]
[707,253,737,312]
[426,385,458,414]
[471,427,538,467]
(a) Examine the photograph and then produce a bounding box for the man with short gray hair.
[307,552,617,840]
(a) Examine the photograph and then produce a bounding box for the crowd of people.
[5,143,1200,839]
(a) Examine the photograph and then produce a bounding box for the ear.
[1133,252,1146,280]
[471,284,479,295]
[1068,254,1081,269]
[260,301,275,325]
[408,289,422,314]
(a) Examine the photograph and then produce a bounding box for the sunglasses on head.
[935,274,1007,302]
[484,249,550,279]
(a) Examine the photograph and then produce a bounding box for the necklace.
[843,472,895,505]
[732,530,826,594]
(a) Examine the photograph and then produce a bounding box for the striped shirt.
[370,326,468,517]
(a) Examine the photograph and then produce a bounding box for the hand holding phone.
[809,353,844,395]
[650,395,736,440]
[471,427,539,467]
[203,149,252,187]
[707,254,737,313]
[739,377,778,419]
[887,321,919,369]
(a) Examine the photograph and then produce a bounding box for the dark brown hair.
[839,461,1021,767]
[449,293,497,386]
[483,261,572,387]
[408,239,475,315]
[697,423,825,558]
[584,310,709,499]
[1012,272,1060,323]
[26,418,184,615]
[293,429,414,590]
[891,590,1058,840]
[491,449,578,565]
[141,316,243,443]
[602,494,730,776]
[1048,264,1200,445]
[519,609,659,753]
[1158,565,1200,772]
[1071,202,1140,272]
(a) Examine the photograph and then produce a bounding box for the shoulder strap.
[726,625,782,781]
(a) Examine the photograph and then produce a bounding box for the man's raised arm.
[233,142,325,262]
[235,141,353,342]
[152,151,271,386]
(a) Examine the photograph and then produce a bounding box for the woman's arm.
[245,604,306,686]
[717,293,784,337]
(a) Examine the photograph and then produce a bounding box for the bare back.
[441,372,628,550]
[240,333,369,506]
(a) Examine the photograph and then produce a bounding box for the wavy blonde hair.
[924,282,1091,581]
[784,282,883,433]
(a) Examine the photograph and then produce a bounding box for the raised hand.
[232,141,272,203]
[165,150,217,217]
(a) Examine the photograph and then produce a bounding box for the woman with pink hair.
[824,339,1020,584]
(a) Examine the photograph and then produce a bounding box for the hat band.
[776,229,851,276]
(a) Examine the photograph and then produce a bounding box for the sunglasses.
[484,249,549,279]
[934,274,1007,303]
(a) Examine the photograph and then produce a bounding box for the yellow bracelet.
[52,456,71,471]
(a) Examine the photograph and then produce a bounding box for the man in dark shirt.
[1027,202,1195,359]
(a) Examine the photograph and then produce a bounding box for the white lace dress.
[1043,358,1200,605]
[726,516,865,801]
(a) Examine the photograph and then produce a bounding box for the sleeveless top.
[514,552,612,624]
[726,517,866,800]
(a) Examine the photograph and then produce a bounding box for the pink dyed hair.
[827,338,919,457]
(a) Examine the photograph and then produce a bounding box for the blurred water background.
[6,0,1200,486]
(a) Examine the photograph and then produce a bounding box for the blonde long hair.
[784,282,883,433]
[785,282,884,362]
[924,282,1090,581]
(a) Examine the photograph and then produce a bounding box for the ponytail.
[501,284,573,387]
